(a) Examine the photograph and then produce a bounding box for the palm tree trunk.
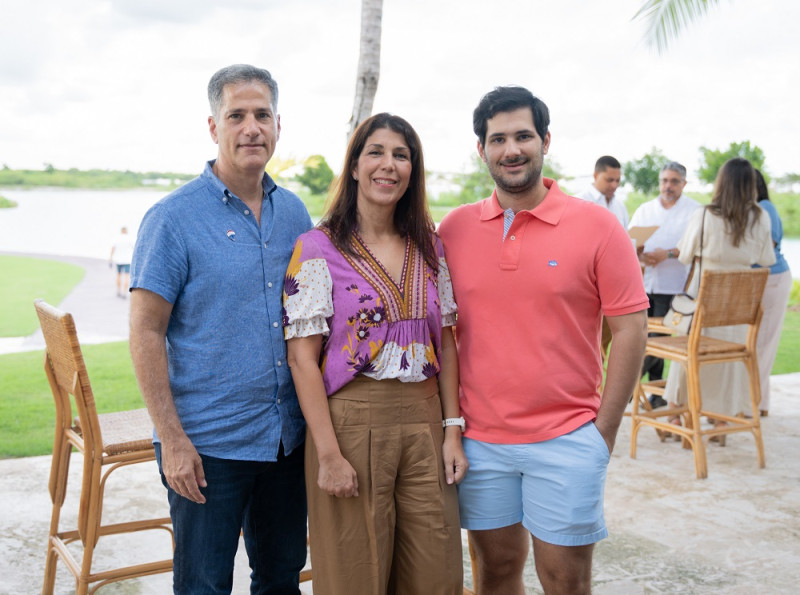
[348,0,383,139]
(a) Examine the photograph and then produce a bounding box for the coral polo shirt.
[438,179,648,444]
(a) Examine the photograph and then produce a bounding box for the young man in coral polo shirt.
[438,86,648,595]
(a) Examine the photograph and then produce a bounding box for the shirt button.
[272,321,279,328]
[510,235,516,240]
[268,282,273,288]
[277,398,281,404]
[222,197,228,204]
[276,360,282,367]
[244,209,250,215]
[263,242,268,249]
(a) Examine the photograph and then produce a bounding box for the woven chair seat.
[647,335,747,356]
[73,408,154,455]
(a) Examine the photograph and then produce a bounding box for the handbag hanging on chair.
[662,208,707,335]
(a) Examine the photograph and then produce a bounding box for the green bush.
[0,194,18,208]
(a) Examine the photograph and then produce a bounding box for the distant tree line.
[0,165,195,189]
[622,141,770,195]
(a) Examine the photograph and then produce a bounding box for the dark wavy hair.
[707,157,762,247]
[473,86,550,147]
[320,113,436,269]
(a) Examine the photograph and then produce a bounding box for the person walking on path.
[108,226,134,297]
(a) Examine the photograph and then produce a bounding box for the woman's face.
[352,127,412,212]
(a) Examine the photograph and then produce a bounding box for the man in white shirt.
[577,156,629,356]
[577,155,628,228]
[628,162,701,405]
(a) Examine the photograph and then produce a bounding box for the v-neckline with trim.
[353,231,410,291]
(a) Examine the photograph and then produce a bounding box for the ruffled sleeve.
[283,233,334,340]
[435,235,457,327]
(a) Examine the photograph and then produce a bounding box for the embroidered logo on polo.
[226,230,236,241]
[548,260,558,267]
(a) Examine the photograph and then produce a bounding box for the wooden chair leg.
[746,357,767,469]
[467,532,479,594]
[686,360,708,479]
[43,435,71,595]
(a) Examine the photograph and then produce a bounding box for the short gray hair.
[661,161,687,180]
[208,64,278,118]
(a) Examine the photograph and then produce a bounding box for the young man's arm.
[129,288,207,504]
[594,310,648,454]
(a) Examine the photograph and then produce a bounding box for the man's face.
[477,107,550,195]
[659,169,687,202]
[208,81,280,175]
[594,167,621,200]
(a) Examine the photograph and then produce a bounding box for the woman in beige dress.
[663,158,775,432]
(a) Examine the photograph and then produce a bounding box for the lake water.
[1,189,799,277]
[0,188,167,259]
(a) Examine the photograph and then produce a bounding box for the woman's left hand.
[442,429,468,485]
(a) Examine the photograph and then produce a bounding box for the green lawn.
[772,307,800,375]
[0,255,85,336]
[1,255,797,459]
[0,341,143,457]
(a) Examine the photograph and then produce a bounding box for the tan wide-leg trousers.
[306,376,463,595]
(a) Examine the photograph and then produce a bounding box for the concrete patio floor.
[2,372,798,594]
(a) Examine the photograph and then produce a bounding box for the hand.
[642,248,668,267]
[160,435,207,504]
[442,429,469,485]
[593,420,616,456]
[317,453,359,498]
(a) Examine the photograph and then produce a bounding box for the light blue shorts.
[457,421,610,546]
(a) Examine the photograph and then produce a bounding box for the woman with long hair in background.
[663,158,775,437]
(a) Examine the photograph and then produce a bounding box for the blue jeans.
[155,442,307,594]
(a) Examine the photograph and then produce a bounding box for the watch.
[667,249,677,259]
[443,417,465,431]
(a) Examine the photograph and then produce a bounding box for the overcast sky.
[1,0,798,182]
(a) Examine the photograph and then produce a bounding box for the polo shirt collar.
[202,159,277,204]
[479,178,569,226]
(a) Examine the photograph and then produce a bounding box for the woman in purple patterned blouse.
[284,113,466,594]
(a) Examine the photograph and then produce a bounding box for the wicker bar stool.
[630,269,769,479]
[35,300,173,594]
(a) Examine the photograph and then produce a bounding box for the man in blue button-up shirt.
[130,64,312,594]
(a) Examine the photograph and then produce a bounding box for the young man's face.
[594,167,621,200]
[478,107,550,195]
[208,81,281,176]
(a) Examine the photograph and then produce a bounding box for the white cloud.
[0,0,798,180]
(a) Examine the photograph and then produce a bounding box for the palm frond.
[633,0,722,53]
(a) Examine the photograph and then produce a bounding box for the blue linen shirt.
[131,161,313,461]
[754,200,790,275]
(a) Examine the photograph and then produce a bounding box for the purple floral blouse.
[283,228,457,396]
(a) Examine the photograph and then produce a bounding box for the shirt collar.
[589,184,614,204]
[479,178,569,226]
[202,159,277,204]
